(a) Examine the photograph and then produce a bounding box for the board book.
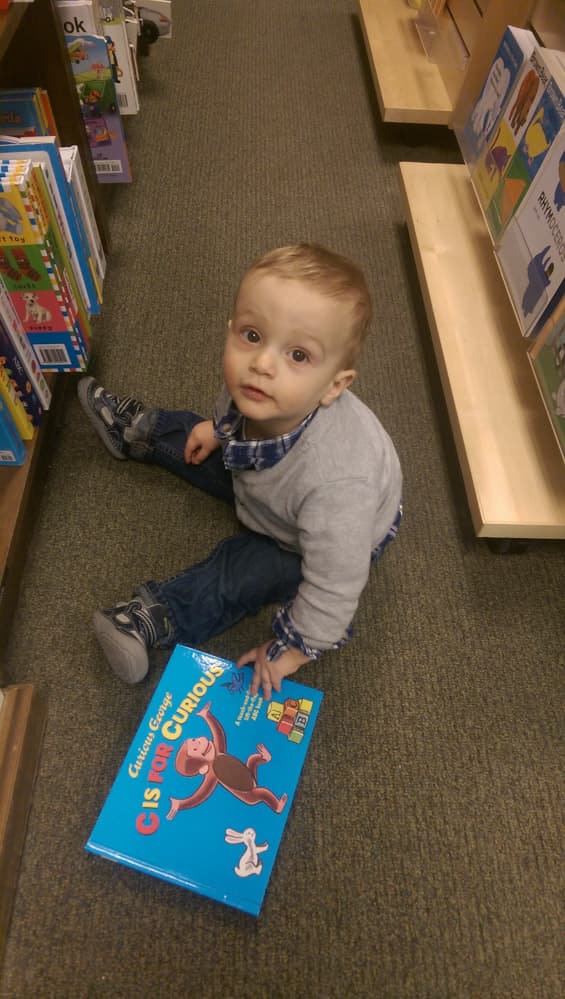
[86,645,324,916]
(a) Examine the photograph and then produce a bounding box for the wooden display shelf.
[358,0,561,130]
[0,683,47,964]
[399,161,565,540]
[358,0,457,124]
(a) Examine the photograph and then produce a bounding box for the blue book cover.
[0,390,25,465]
[86,645,324,916]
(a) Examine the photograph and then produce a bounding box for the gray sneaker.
[77,376,146,460]
[93,596,170,683]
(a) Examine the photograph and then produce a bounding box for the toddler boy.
[78,243,402,699]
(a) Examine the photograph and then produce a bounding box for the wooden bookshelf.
[358,0,564,128]
[399,161,565,540]
[0,0,99,958]
[0,684,47,964]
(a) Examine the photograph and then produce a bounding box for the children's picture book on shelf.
[0,281,52,411]
[60,144,106,302]
[0,152,92,370]
[456,25,536,168]
[64,32,132,183]
[0,87,59,140]
[0,389,25,466]
[86,645,324,916]
[486,48,565,241]
[495,125,565,337]
[471,46,554,230]
[56,0,140,116]
[528,294,565,460]
[0,134,100,319]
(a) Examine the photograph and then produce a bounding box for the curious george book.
[86,644,323,916]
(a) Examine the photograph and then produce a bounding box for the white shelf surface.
[399,161,565,539]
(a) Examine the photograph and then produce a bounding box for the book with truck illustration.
[86,645,323,916]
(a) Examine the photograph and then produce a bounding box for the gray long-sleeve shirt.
[216,387,402,653]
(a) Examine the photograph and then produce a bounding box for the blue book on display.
[86,644,323,916]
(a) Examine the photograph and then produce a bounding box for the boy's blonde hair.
[238,243,373,366]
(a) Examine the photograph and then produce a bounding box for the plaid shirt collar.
[214,400,318,471]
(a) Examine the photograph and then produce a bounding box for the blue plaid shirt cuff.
[267,603,353,662]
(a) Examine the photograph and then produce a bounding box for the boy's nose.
[250,347,276,376]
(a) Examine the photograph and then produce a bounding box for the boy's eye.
[290,348,309,363]
[242,328,261,344]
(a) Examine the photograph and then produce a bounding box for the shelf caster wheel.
[486,538,532,554]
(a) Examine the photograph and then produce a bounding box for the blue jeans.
[129,409,303,648]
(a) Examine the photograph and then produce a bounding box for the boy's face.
[223,272,356,438]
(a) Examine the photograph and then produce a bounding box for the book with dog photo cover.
[86,644,323,916]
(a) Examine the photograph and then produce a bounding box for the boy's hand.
[237,641,311,701]
[184,420,220,464]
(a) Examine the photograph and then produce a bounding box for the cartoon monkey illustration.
[166,701,288,820]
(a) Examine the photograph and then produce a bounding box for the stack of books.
[0,87,106,463]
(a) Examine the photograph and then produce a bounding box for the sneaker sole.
[77,376,127,461]
[93,609,149,683]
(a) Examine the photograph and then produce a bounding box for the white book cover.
[496,125,565,336]
[61,145,106,294]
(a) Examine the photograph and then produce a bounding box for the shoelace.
[117,600,160,646]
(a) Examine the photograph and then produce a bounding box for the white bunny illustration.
[224,827,269,878]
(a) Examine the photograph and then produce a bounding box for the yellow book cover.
[0,173,40,247]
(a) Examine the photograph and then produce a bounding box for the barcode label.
[0,450,17,462]
[35,346,71,366]
[117,93,129,109]
[94,160,124,175]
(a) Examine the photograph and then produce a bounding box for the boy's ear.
[320,368,356,406]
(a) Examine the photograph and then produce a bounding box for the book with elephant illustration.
[86,644,323,915]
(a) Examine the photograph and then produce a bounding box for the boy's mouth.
[241,385,270,401]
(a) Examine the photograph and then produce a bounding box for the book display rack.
[360,1,565,546]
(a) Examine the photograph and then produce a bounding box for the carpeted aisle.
[1,2,563,997]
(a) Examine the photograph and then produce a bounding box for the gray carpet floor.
[1,2,563,996]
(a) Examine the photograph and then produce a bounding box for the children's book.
[0,87,51,139]
[86,645,323,916]
[486,48,565,240]
[0,314,44,427]
[456,26,536,168]
[0,157,91,370]
[471,46,553,228]
[495,125,565,337]
[60,145,106,302]
[0,280,51,410]
[528,294,565,459]
[64,32,132,183]
[0,390,25,465]
[0,135,99,318]
[56,1,140,116]
[0,356,33,440]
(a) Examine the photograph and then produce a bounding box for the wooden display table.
[399,161,565,541]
